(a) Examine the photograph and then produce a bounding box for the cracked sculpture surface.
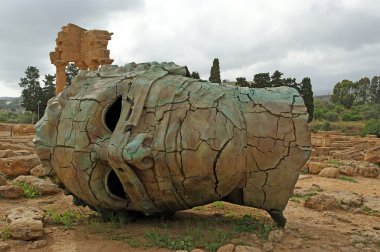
[34,62,311,227]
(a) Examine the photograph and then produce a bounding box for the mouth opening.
[105,96,122,132]
[105,170,127,199]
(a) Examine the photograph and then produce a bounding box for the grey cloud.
[0,0,143,95]
[1,0,380,96]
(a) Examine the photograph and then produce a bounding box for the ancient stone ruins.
[50,23,113,95]
[34,62,311,227]
[304,131,380,178]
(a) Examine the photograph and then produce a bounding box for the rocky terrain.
[0,126,379,251]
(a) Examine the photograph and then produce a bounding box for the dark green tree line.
[331,75,380,108]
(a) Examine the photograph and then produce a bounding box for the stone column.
[55,62,67,95]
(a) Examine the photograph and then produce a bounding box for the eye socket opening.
[105,96,122,132]
[105,170,127,199]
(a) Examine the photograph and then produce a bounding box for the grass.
[212,201,224,208]
[204,229,229,252]
[375,240,380,249]
[290,185,324,203]
[143,226,228,252]
[12,181,40,198]
[311,120,365,135]
[109,233,142,248]
[85,218,121,234]
[46,209,85,229]
[339,176,358,183]
[83,209,277,252]
[325,159,339,167]
[144,228,196,251]
[0,228,11,241]
[361,206,380,216]
[232,214,276,240]
[192,206,205,211]
[290,192,318,202]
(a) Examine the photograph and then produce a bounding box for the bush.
[323,111,339,122]
[310,123,322,133]
[361,106,380,120]
[334,105,345,113]
[361,119,380,137]
[313,109,325,120]
[341,111,362,121]
[0,113,7,122]
[321,122,332,131]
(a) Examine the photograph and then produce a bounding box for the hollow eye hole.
[105,96,122,132]
[105,170,126,199]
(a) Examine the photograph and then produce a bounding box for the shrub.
[361,108,380,120]
[361,119,380,137]
[323,111,339,122]
[341,111,362,121]
[321,122,332,131]
[12,181,40,198]
[310,123,322,133]
[46,209,84,229]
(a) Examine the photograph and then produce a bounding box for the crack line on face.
[212,139,230,198]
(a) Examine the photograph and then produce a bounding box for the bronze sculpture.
[34,62,311,227]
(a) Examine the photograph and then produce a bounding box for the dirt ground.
[1,175,378,251]
[0,132,379,251]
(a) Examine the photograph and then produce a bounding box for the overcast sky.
[1,0,380,97]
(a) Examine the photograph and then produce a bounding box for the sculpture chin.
[34,62,311,227]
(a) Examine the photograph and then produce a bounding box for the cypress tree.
[300,77,314,122]
[209,58,221,83]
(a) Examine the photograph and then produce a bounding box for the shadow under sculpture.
[34,62,311,227]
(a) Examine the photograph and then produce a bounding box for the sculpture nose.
[105,95,159,214]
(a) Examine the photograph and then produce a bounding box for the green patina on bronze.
[34,62,311,226]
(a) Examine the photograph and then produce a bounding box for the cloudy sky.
[1,0,380,96]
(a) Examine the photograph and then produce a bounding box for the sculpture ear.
[123,133,154,170]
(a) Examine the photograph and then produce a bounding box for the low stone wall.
[311,131,380,160]
[304,131,380,178]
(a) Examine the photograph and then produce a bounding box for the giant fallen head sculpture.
[34,62,311,227]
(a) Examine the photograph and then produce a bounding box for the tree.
[331,80,355,109]
[253,73,270,88]
[66,63,79,87]
[355,77,370,104]
[39,74,56,119]
[270,70,283,87]
[235,77,250,87]
[299,77,314,122]
[283,77,298,90]
[369,76,380,104]
[191,71,200,79]
[209,58,221,83]
[251,70,314,121]
[19,66,43,123]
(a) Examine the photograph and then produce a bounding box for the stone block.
[6,207,44,240]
